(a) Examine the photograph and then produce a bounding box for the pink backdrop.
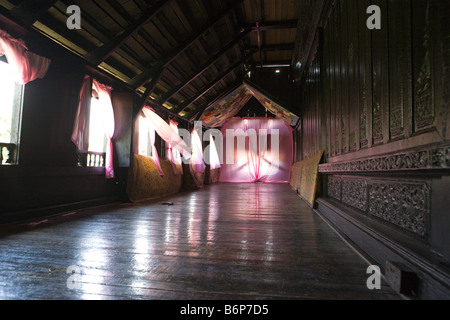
[219,118,293,183]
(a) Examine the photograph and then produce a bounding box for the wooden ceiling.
[0,0,302,121]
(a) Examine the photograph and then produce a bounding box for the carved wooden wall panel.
[368,180,429,238]
[326,174,429,238]
[300,0,448,162]
[331,3,339,157]
[388,0,413,141]
[412,0,435,133]
[339,0,349,155]
[371,0,389,146]
[298,0,450,247]
[341,178,368,212]
[357,0,372,150]
[347,0,360,153]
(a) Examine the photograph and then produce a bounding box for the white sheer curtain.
[191,129,206,174]
[92,79,115,179]
[167,120,183,175]
[209,133,221,170]
[141,107,192,161]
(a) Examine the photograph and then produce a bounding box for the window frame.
[77,87,108,168]
[0,57,24,166]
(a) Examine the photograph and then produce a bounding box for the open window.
[73,77,115,179]
[84,88,108,167]
[137,114,153,158]
[0,59,24,165]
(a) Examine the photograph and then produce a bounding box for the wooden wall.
[295,0,450,299]
[0,26,135,222]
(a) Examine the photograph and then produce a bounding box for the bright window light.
[0,61,16,143]
[88,96,107,153]
[138,115,152,157]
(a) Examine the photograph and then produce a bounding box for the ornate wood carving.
[340,0,349,155]
[368,181,429,238]
[326,175,430,238]
[319,143,450,174]
[388,0,412,141]
[348,1,359,153]
[327,175,342,201]
[413,0,434,131]
[357,0,371,150]
[371,0,389,146]
[342,178,368,212]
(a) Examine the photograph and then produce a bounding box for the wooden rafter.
[137,64,163,112]
[188,80,244,121]
[175,58,246,114]
[244,19,298,32]
[9,0,57,26]
[253,0,263,66]
[158,30,250,105]
[84,0,169,66]
[127,0,243,91]
[246,43,295,53]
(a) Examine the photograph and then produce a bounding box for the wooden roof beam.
[84,0,168,66]
[128,0,243,90]
[187,80,244,121]
[175,58,246,114]
[137,64,164,112]
[253,0,263,67]
[244,19,298,32]
[246,43,295,53]
[158,30,250,105]
[9,0,57,27]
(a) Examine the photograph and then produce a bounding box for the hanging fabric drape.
[167,120,183,175]
[92,79,115,179]
[141,107,192,161]
[220,118,293,183]
[191,129,206,174]
[244,119,264,182]
[71,75,92,153]
[209,133,221,171]
[0,30,51,85]
[71,76,116,179]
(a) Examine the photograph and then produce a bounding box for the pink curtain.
[220,117,293,183]
[191,129,206,174]
[71,75,92,153]
[167,120,183,175]
[0,30,51,84]
[92,79,115,179]
[141,107,192,161]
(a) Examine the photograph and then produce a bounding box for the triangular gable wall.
[199,83,299,128]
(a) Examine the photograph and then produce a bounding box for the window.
[138,114,153,157]
[84,90,108,167]
[77,89,108,168]
[0,59,23,165]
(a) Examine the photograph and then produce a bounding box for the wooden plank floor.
[0,183,401,300]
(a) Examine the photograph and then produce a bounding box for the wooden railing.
[78,152,106,168]
[0,143,16,165]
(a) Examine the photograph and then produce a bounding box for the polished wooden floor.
[0,183,401,300]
